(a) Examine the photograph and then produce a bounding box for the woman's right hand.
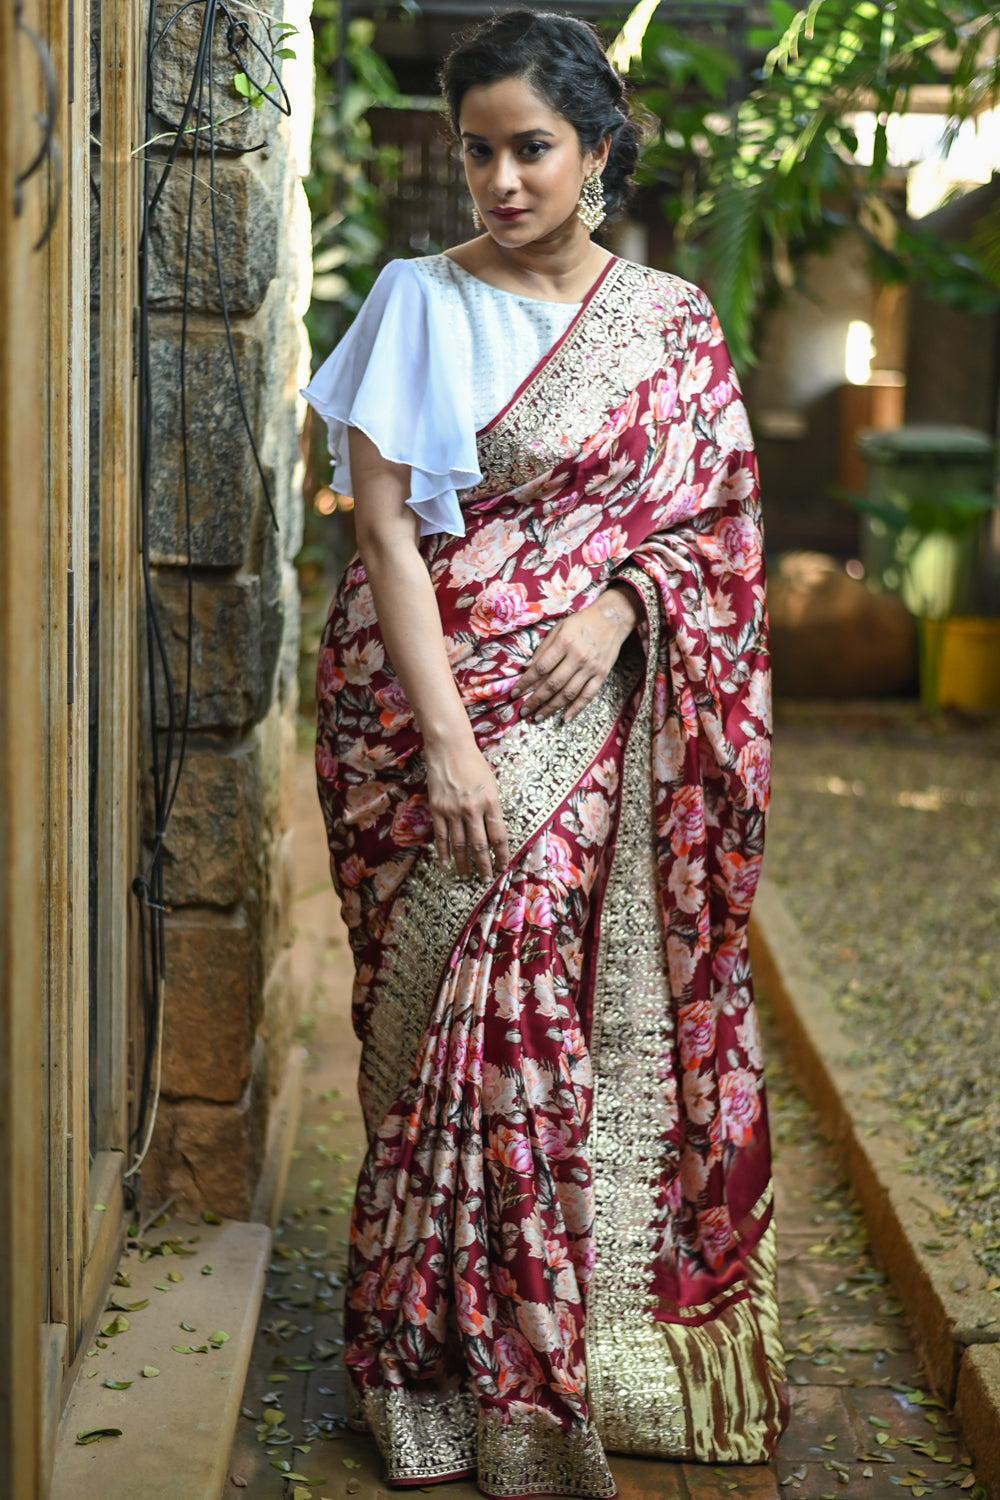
[423,736,510,882]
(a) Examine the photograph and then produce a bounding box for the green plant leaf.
[76,1427,122,1445]
[142,1366,160,1378]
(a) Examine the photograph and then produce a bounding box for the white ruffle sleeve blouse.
[301,254,579,538]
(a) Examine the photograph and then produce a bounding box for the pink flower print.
[317,648,346,699]
[338,853,368,889]
[715,850,762,914]
[470,580,543,636]
[350,1268,381,1312]
[702,378,733,417]
[719,1067,761,1147]
[499,891,526,931]
[582,524,629,568]
[697,1205,735,1270]
[712,918,745,983]
[705,514,763,582]
[488,1124,534,1176]
[402,1266,432,1330]
[534,1114,572,1161]
[668,785,706,857]
[455,1274,489,1337]
[315,743,338,783]
[736,736,771,810]
[495,1329,544,1397]
[390,793,432,847]
[678,1000,716,1071]
[545,833,581,891]
[648,372,679,423]
[524,884,554,927]
[377,1256,413,1313]
[374,679,413,734]
[448,518,525,590]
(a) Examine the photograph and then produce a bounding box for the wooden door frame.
[2,0,142,1487]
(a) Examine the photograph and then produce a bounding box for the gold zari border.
[585,565,786,1463]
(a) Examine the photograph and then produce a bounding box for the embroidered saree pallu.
[315,259,787,1499]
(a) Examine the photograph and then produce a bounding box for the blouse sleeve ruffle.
[300,259,479,538]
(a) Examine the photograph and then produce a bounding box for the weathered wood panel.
[0,0,47,1489]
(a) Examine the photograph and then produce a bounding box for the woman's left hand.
[516,585,643,723]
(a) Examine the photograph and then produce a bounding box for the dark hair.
[438,10,642,225]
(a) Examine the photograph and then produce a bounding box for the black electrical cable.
[128,0,286,1208]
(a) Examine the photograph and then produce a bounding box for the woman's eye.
[465,144,490,160]
[520,142,548,159]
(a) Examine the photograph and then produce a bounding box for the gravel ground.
[765,703,1000,1281]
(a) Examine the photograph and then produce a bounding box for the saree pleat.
[315,257,787,1497]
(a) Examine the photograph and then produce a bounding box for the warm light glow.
[845,321,874,385]
[313,487,336,515]
[845,559,865,580]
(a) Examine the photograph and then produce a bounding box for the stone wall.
[142,0,313,1218]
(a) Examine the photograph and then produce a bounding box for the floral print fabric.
[315,261,784,1493]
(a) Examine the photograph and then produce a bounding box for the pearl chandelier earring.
[577,172,606,231]
[471,202,484,230]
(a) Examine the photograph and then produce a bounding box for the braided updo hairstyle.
[438,10,642,225]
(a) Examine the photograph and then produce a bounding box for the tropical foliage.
[306,3,403,359]
[617,0,1000,366]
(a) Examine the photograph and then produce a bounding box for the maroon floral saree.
[315,257,787,1498]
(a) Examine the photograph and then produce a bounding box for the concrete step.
[51,1216,271,1500]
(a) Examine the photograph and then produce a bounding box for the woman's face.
[458,75,609,247]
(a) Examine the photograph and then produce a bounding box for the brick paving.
[225,749,984,1500]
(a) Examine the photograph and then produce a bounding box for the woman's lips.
[490,207,527,220]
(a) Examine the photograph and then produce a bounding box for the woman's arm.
[348,427,510,880]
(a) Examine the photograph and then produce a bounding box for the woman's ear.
[588,132,612,177]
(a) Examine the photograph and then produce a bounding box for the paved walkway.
[226,749,983,1500]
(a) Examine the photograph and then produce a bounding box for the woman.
[303,12,786,1498]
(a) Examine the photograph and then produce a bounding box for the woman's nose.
[488,153,520,199]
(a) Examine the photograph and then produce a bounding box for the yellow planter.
[931,617,1000,712]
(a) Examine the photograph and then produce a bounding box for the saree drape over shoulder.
[310,257,787,1498]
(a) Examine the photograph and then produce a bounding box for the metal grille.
[369,104,475,258]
